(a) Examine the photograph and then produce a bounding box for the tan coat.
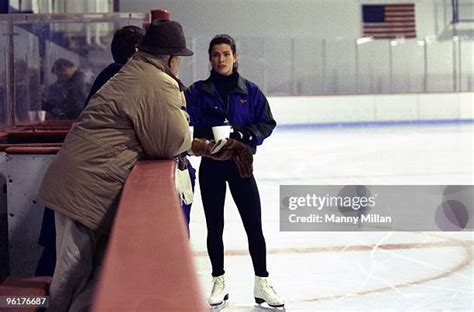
[39,51,191,232]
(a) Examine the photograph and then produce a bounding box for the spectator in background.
[85,25,145,104]
[42,58,92,119]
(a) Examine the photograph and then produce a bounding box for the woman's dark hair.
[208,34,238,71]
[111,25,145,64]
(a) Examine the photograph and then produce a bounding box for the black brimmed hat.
[139,20,193,56]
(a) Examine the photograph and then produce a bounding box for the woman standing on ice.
[185,34,284,309]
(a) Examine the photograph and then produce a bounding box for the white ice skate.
[254,276,285,310]
[208,274,229,309]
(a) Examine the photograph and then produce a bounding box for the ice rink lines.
[194,237,473,303]
[189,124,473,310]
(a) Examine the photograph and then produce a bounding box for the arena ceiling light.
[356,37,374,45]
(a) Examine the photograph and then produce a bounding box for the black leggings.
[199,157,269,277]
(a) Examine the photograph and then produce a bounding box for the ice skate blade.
[210,294,229,310]
[210,299,228,311]
[255,297,286,311]
[254,305,286,311]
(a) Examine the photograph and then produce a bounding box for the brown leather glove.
[220,139,253,178]
[190,138,233,161]
[191,139,253,177]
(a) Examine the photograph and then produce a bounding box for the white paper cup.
[212,125,231,141]
[27,111,37,123]
[37,110,46,123]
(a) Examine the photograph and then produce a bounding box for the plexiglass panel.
[0,13,145,127]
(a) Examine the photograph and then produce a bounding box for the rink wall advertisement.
[280,185,473,231]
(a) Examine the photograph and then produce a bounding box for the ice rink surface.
[188,123,474,311]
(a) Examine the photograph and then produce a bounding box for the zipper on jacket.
[224,91,234,119]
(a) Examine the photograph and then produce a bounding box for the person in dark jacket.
[85,25,145,104]
[185,34,284,309]
[42,58,92,119]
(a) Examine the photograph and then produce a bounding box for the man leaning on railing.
[39,20,194,312]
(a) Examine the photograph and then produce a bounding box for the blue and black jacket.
[185,73,276,153]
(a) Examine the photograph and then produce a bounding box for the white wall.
[119,0,456,38]
[6,153,56,275]
[9,0,468,38]
[269,92,474,125]
[118,0,473,94]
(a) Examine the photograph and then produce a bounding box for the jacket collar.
[199,72,248,95]
[134,51,167,71]
[133,51,186,91]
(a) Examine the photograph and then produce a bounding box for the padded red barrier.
[0,143,62,152]
[7,130,69,137]
[5,146,61,154]
[14,121,73,130]
[92,161,206,312]
[0,276,51,312]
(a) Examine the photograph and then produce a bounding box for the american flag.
[362,4,416,39]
